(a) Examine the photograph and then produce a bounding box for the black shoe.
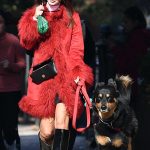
[52,129,70,150]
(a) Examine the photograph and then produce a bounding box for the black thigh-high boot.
[68,126,77,150]
[39,134,52,150]
[52,129,70,150]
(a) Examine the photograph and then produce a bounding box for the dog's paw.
[95,135,111,146]
[112,138,123,147]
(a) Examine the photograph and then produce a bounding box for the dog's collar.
[98,117,121,132]
[98,114,115,127]
[98,105,121,131]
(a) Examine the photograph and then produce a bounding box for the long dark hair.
[61,0,74,15]
[124,6,147,28]
[61,0,75,27]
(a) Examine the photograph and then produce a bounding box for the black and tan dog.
[92,75,138,150]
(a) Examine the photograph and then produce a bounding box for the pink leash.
[72,79,92,132]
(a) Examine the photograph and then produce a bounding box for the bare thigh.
[39,117,55,142]
[55,103,69,129]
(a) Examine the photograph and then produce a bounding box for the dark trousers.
[0,91,21,147]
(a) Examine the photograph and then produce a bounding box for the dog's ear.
[115,90,120,97]
[108,78,117,89]
[108,78,120,98]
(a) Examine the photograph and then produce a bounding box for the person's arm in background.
[2,37,26,73]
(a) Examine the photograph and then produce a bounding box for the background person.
[0,10,26,150]
[109,6,149,109]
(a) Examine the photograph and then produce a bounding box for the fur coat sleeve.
[18,6,41,50]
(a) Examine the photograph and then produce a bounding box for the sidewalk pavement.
[18,124,93,150]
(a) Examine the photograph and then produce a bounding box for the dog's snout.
[101,105,107,111]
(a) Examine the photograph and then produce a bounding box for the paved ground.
[17,124,93,150]
[18,124,39,150]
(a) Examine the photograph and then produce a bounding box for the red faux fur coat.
[18,5,94,119]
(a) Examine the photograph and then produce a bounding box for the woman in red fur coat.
[18,0,93,149]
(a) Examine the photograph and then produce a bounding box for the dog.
[92,75,138,150]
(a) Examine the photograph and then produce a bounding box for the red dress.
[18,5,94,119]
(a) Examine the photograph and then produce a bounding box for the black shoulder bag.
[30,58,57,84]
